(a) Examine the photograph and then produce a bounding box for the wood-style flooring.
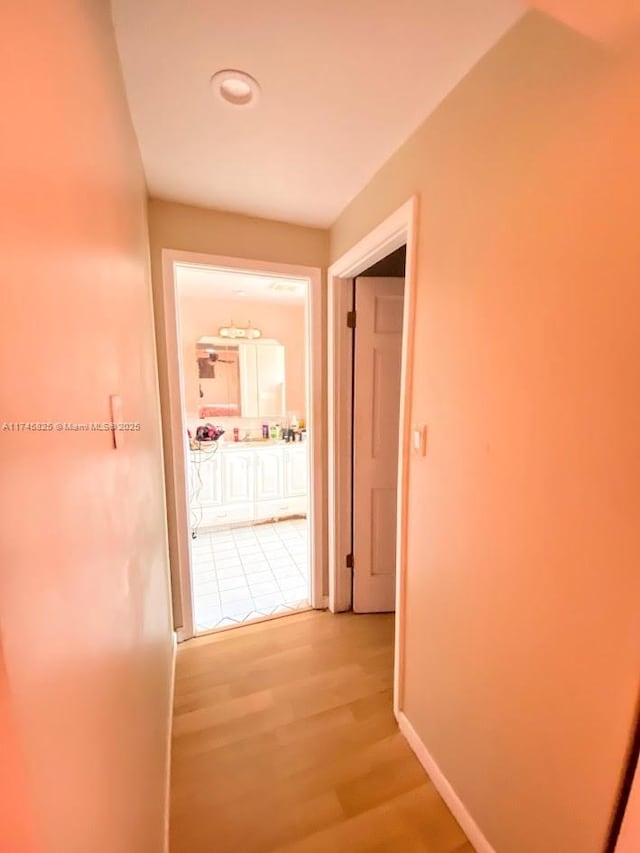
[170,610,473,853]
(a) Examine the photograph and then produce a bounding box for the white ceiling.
[176,265,307,304]
[111,0,525,227]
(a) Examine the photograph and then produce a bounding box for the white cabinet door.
[222,452,254,504]
[285,446,308,497]
[194,453,222,505]
[257,344,286,417]
[189,452,222,505]
[255,449,284,501]
[189,451,224,532]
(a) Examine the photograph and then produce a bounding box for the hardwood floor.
[170,610,473,853]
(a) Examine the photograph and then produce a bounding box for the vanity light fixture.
[210,69,261,108]
[218,321,261,340]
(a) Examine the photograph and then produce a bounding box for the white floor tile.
[283,586,308,601]
[191,536,213,546]
[252,592,285,610]
[192,518,310,635]
[242,554,271,573]
[262,544,289,555]
[193,580,218,596]
[194,606,222,622]
[232,531,257,542]
[218,575,249,592]
[222,599,255,618]
[276,533,300,543]
[214,564,245,579]
[255,530,279,540]
[192,562,215,575]
[243,569,275,584]
[191,548,213,559]
[212,545,239,558]
[277,575,307,591]
[215,557,244,571]
[193,570,218,589]
[196,591,220,609]
[236,539,261,550]
[248,580,280,597]
[220,587,254,604]
[271,564,300,578]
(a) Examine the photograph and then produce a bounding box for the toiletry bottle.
[233,427,239,442]
[262,424,269,439]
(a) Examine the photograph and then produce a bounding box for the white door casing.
[161,249,325,638]
[353,277,405,613]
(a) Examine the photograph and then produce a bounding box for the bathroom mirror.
[196,338,286,418]
[196,342,241,417]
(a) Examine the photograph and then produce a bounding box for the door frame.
[327,197,418,716]
[160,248,324,641]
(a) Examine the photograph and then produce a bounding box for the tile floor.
[190,517,310,632]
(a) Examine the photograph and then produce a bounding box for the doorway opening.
[160,251,323,640]
[327,198,418,716]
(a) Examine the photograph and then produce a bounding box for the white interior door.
[353,276,404,612]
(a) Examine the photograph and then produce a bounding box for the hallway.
[170,611,472,852]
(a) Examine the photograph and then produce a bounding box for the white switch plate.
[412,424,427,456]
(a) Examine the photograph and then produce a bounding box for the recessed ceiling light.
[233,289,247,296]
[210,69,260,108]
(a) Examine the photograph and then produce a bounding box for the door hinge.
[346,553,354,569]
[346,310,356,329]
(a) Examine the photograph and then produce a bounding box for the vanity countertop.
[190,438,305,453]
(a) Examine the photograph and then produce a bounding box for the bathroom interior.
[176,264,311,633]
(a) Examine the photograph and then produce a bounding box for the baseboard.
[397,711,496,853]
[164,630,178,853]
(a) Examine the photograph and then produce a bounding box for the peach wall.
[331,11,640,853]
[617,755,640,852]
[148,200,328,620]
[0,648,37,852]
[0,3,172,852]
[530,1,640,44]
[178,294,306,422]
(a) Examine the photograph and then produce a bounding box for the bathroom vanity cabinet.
[189,441,307,530]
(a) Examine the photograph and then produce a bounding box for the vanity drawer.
[254,496,307,521]
[202,503,254,528]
